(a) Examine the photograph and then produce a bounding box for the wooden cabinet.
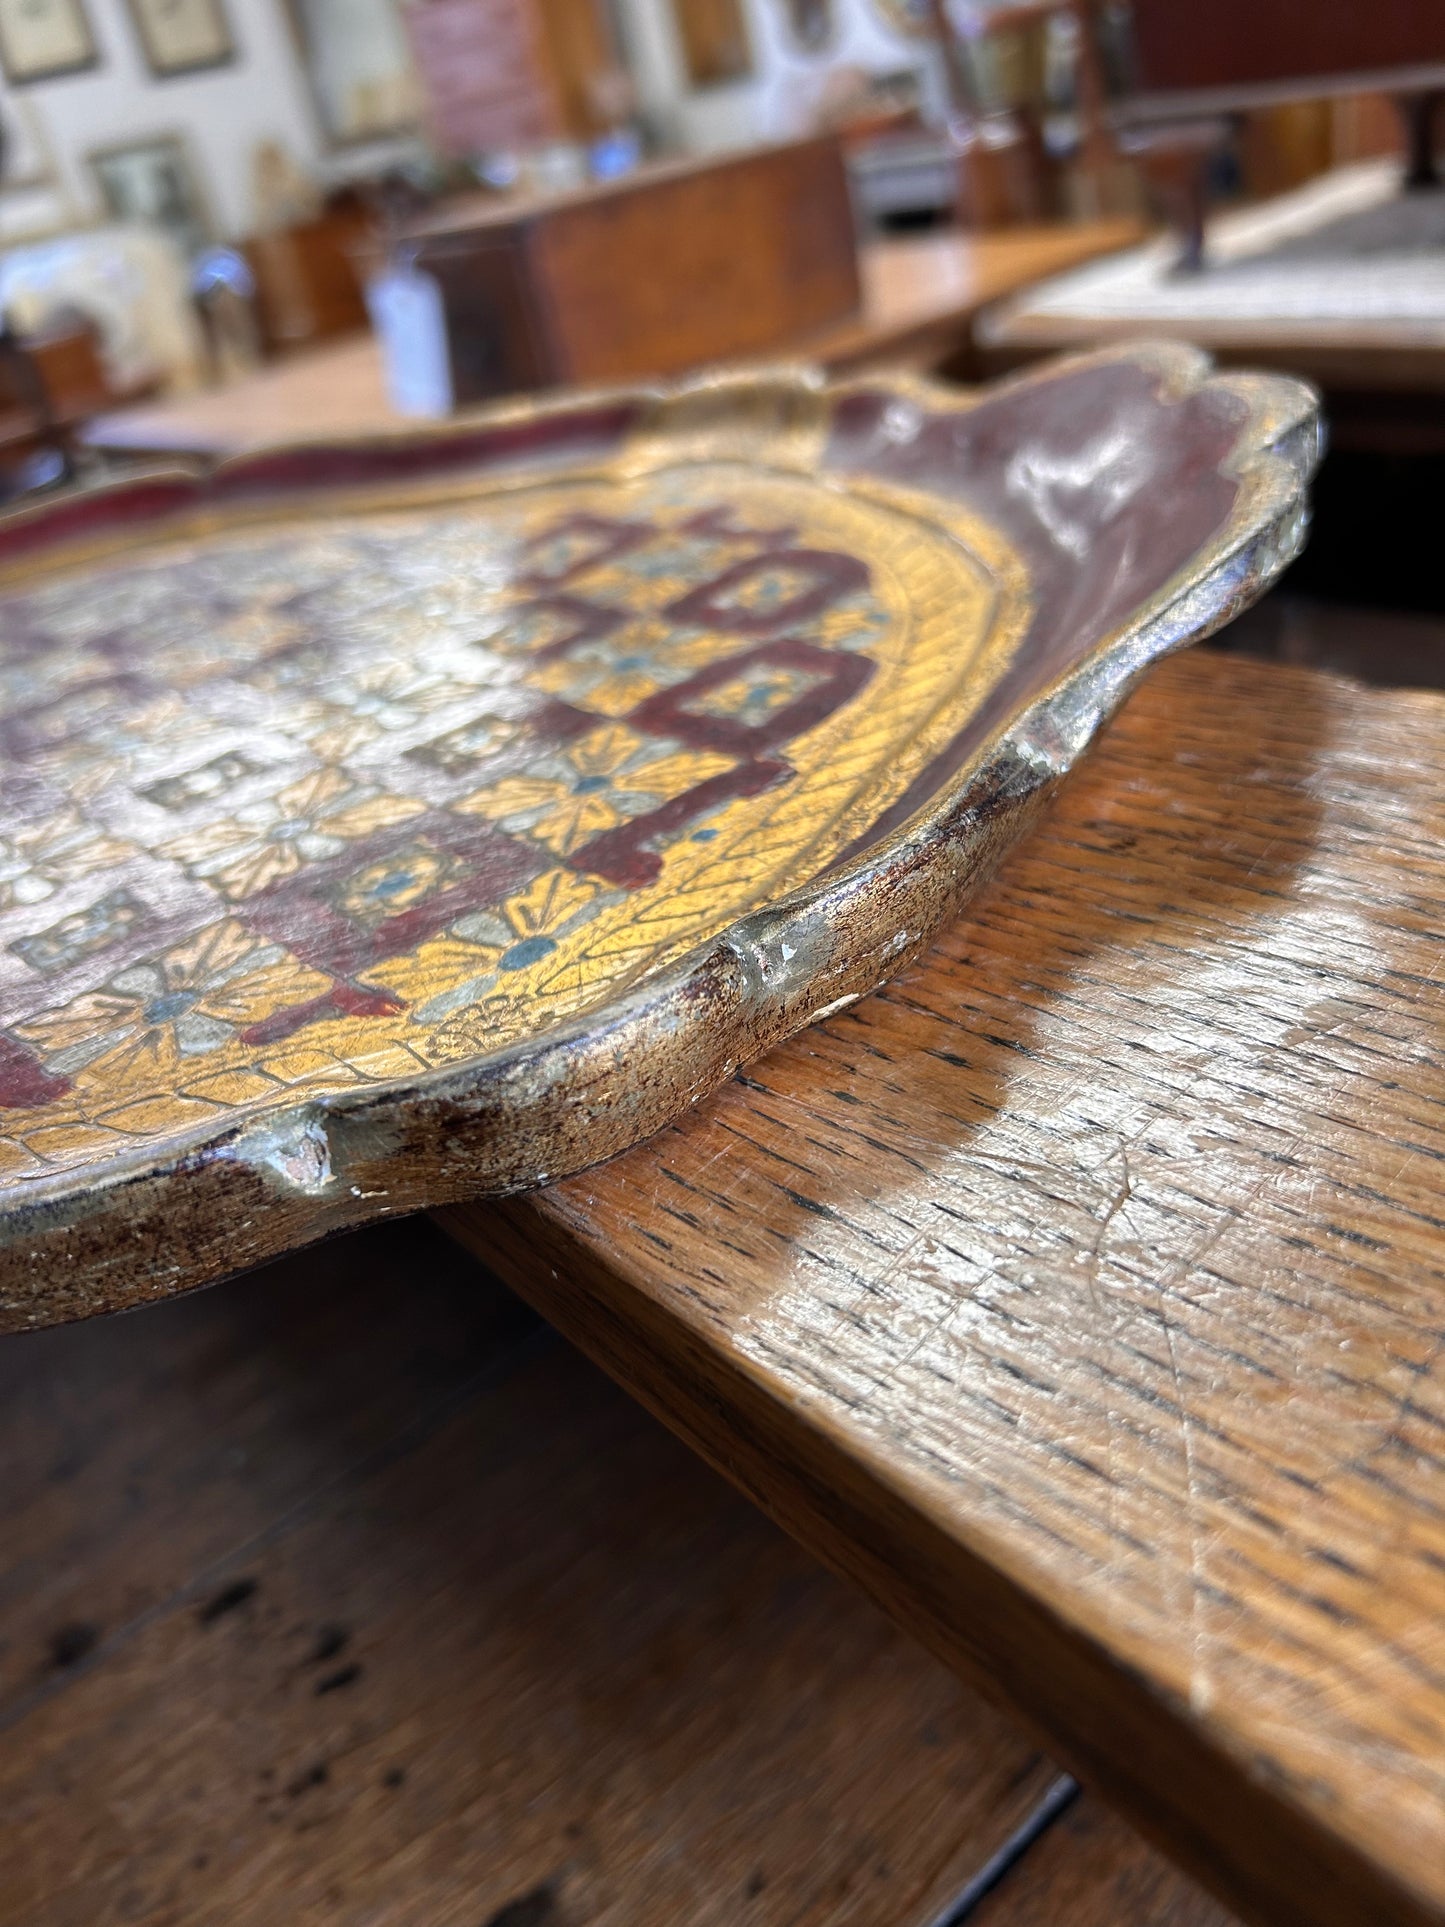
[404,136,860,400]
[243,207,373,356]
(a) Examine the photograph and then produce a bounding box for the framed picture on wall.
[88,132,214,262]
[285,0,419,147]
[672,0,752,87]
[125,0,234,76]
[0,92,59,189]
[0,0,97,85]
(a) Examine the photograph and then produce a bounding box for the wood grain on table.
[804,220,1144,373]
[83,222,1142,460]
[971,1801,1239,1927]
[443,648,1445,1927]
[0,1215,1226,1927]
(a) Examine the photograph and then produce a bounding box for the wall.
[0,0,418,245]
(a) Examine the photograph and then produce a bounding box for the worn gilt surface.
[0,472,1029,1176]
[0,347,1318,1321]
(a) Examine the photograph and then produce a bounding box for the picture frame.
[125,0,234,77]
[672,0,753,87]
[284,0,419,149]
[0,0,97,85]
[88,132,214,262]
[0,91,59,190]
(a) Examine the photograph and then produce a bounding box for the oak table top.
[83,222,1143,461]
[443,646,1445,1927]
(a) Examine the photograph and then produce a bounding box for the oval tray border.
[0,341,1321,1326]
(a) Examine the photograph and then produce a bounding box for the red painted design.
[0,477,893,1103]
[243,814,546,981]
[240,982,402,1048]
[664,547,869,636]
[0,402,641,569]
[520,514,653,589]
[679,505,799,546]
[571,757,792,889]
[529,698,608,744]
[628,639,875,758]
[523,593,628,662]
[0,1034,71,1109]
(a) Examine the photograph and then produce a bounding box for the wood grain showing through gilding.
[442,648,1445,1927]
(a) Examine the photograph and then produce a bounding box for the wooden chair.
[0,311,123,495]
[925,0,1060,228]
[1084,1,1445,261]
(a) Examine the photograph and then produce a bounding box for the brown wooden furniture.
[1113,0,1445,125]
[926,0,1055,228]
[810,217,1140,369]
[243,205,374,357]
[26,318,118,425]
[0,315,138,489]
[532,0,633,138]
[4,472,1440,1921]
[0,1213,1232,1924]
[83,217,1142,459]
[1073,3,1445,260]
[393,138,860,401]
[439,644,1445,1927]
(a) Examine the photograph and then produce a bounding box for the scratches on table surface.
[444,648,1445,1927]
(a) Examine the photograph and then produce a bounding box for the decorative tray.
[0,343,1318,1326]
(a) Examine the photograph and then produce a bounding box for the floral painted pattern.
[0,813,138,911]
[407,712,526,778]
[301,660,490,762]
[526,615,737,718]
[9,890,149,977]
[332,841,467,929]
[360,868,621,1062]
[17,921,330,1081]
[161,767,424,901]
[454,723,733,859]
[0,463,1013,1182]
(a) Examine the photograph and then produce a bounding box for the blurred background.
[0,0,1442,644]
[2,0,1442,687]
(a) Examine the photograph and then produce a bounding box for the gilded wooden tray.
[0,343,1318,1327]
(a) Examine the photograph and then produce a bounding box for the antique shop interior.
[0,5,1444,1927]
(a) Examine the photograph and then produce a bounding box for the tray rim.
[0,340,1322,1325]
